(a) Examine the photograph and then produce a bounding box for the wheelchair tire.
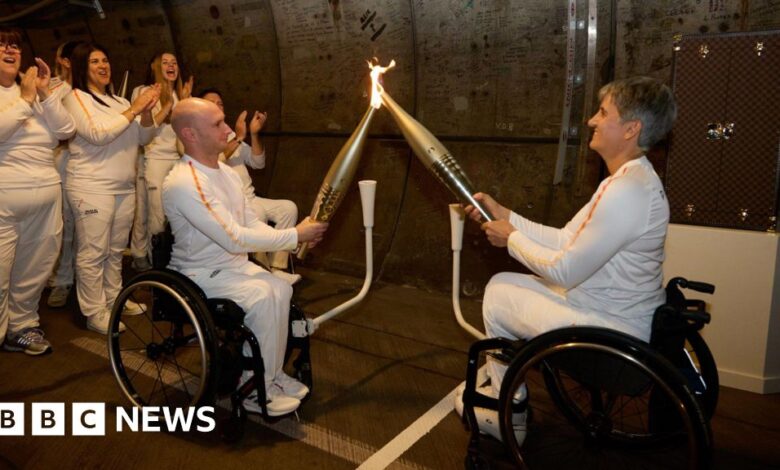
[499,327,711,470]
[108,270,219,409]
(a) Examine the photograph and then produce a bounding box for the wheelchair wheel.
[499,327,711,469]
[108,270,219,408]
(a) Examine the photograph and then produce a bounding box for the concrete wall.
[8,0,780,295]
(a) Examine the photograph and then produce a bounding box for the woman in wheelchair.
[461,77,686,461]
[152,97,328,417]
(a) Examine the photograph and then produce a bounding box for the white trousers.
[482,272,651,396]
[0,185,62,339]
[189,262,292,386]
[50,148,75,287]
[69,191,135,317]
[145,158,177,237]
[249,197,297,269]
[130,154,148,259]
[49,186,75,287]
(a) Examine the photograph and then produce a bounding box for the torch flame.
[368,59,395,109]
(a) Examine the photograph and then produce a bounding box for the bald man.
[163,98,327,416]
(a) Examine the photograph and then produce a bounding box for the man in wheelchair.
[162,98,328,416]
[461,76,677,446]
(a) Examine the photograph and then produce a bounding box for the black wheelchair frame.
[107,231,311,441]
[462,277,717,469]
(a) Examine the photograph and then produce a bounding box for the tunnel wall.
[13,0,780,294]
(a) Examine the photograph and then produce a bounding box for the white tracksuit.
[483,156,669,394]
[130,86,180,260]
[224,141,298,269]
[63,89,155,317]
[162,155,298,387]
[48,77,76,288]
[0,82,75,340]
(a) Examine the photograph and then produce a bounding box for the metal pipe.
[449,204,486,340]
[309,180,376,331]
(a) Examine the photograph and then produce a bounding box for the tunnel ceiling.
[10,0,780,292]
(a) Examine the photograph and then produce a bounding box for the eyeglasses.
[0,42,21,53]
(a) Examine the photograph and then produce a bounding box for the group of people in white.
[2,23,676,423]
[0,28,309,366]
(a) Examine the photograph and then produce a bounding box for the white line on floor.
[71,336,428,470]
[358,366,487,470]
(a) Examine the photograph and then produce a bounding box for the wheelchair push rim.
[498,327,712,470]
[108,278,217,409]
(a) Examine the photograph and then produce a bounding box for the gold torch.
[297,60,394,259]
[379,86,495,222]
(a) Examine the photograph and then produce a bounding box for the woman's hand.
[181,75,194,99]
[249,110,267,135]
[234,110,248,141]
[34,58,52,100]
[464,192,510,222]
[19,65,38,105]
[480,219,516,248]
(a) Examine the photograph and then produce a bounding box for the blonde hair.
[148,52,183,116]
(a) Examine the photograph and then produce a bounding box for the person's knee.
[281,200,297,220]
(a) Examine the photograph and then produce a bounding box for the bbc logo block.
[1,402,106,436]
[32,403,65,436]
[0,403,24,436]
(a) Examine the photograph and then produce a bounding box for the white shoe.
[244,384,300,417]
[454,383,527,446]
[274,371,309,400]
[271,269,301,285]
[122,299,146,316]
[87,310,126,335]
[47,285,71,308]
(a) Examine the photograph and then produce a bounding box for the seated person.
[162,98,328,416]
[198,88,300,285]
[459,76,677,444]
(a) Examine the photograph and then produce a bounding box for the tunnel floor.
[0,266,778,469]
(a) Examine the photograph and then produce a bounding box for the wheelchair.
[107,231,312,441]
[461,277,718,469]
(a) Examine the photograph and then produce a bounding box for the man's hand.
[295,217,328,248]
[249,110,267,135]
[464,192,510,222]
[234,110,248,141]
[480,219,516,248]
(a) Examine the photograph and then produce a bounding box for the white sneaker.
[274,371,310,400]
[87,310,126,335]
[244,384,300,417]
[454,383,527,446]
[121,299,146,316]
[47,285,71,308]
[271,269,302,285]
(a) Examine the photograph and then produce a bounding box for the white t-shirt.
[162,155,297,274]
[507,156,669,322]
[63,88,155,194]
[0,82,75,189]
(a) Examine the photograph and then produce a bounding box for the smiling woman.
[128,51,193,272]
[62,42,161,336]
[0,27,76,356]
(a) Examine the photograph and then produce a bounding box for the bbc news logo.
[0,403,216,436]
